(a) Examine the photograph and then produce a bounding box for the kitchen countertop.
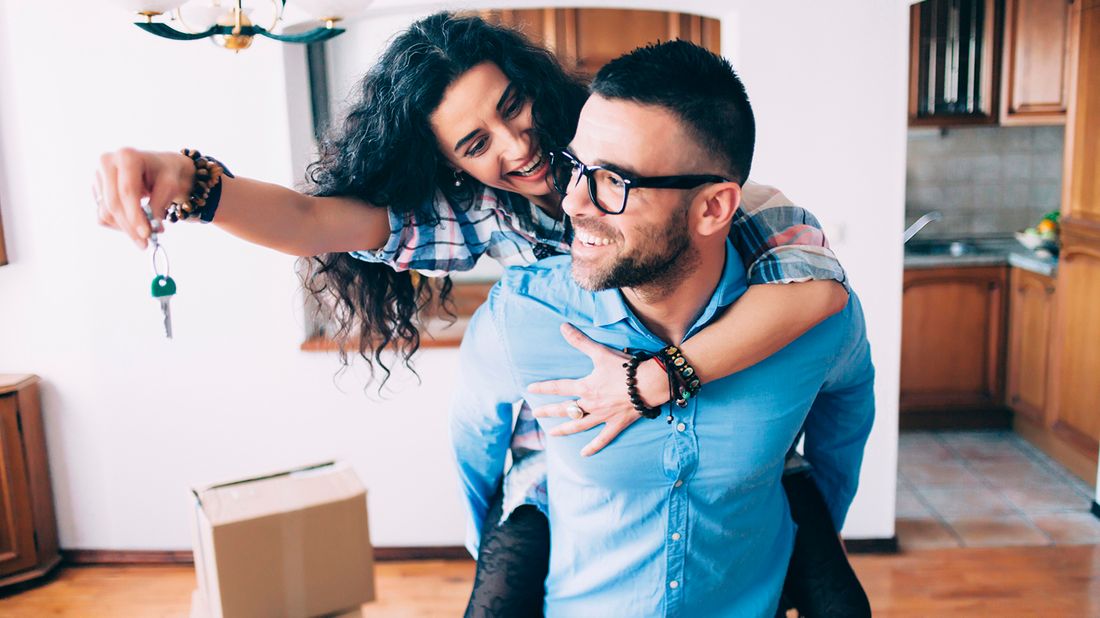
[904,236,1058,277]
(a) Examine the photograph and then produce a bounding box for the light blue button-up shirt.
[451,241,875,617]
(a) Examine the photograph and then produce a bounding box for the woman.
[94,12,866,616]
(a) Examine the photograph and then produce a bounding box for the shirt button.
[674,479,683,488]
[671,532,681,541]
[669,580,679,589]
[676,422,686,432]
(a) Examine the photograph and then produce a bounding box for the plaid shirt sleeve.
[729,181,849,290]
[347,186,561,277]
[346,188,497,277]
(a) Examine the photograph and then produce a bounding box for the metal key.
[152,275,176,339]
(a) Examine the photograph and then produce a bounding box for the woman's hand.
[94,148,194,249]
[527,324,668,456]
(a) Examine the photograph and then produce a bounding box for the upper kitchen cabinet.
[1062,0,1100,223]
[910,0,1001,126]
[1000,0,1079,125]
[910,0,1080,126]
[480,9,720,77]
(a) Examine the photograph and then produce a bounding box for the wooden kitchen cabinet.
[1062,0,1100,224]
[1005,268,1056,422]
[1000,0,1079,125]
[481,8,720,76]
[1013,0,1100,484]
[901,266,1009,427]
[0,375,60,589]
[0,196,7,266]
[909,0,1001,125]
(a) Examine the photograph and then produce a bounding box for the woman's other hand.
[527,323,668,457]
[94,148,193,249]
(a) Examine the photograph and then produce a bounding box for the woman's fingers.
[527,378,580,397]
[98,152,143,248]
[113,149,152,247]
[531,401,577,419]
[547,414,603,437]
[581,419,635,457]
[558,323,610,358]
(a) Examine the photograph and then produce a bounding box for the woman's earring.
[453,170,464,187]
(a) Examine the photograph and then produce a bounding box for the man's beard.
[572,202,698,293]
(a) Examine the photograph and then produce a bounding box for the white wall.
[0,0,905,551]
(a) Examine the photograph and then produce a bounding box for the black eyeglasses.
[549,150,730,215]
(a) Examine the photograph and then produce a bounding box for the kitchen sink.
[905,240,980,257]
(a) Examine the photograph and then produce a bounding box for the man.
[451,41,875,617]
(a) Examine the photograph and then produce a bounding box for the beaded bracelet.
[624,352,662,420]
[167,148,234,223]
[655,345,702,408]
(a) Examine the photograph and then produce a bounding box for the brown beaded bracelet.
[167,148,233,223]
[624,352,662,420]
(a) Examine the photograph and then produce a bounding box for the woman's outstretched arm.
[95,148,390,257]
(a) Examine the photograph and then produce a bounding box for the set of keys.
[143,201,176,339]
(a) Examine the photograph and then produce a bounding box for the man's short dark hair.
[591,40,755,185]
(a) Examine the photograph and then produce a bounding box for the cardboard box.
[189,461,375,618]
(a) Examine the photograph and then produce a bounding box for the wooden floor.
[2,545,1099,617]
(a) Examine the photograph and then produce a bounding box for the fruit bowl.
[1015,230,1059,255]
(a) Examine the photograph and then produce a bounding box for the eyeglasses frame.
[550,149,732,215]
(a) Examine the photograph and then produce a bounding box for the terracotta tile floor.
[897,430,1099,550]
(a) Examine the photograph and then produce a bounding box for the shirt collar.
[590,239,747,335]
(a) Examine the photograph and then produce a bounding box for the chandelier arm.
[133,22,223,41]
[254,26,346,44]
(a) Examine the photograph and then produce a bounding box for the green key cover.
[151,275,177,298]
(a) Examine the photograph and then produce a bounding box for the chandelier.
[115,1,364,52]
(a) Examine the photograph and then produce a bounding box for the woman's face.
[430,61,555,206]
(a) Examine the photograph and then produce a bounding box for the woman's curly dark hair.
[302,12,588,386]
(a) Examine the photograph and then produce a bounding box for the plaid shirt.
[350,180,848,521]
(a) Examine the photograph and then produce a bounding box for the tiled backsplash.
[906,125,1064,239]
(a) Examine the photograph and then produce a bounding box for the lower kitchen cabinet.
[901,266,1009,427]
[1005,268,1057,423]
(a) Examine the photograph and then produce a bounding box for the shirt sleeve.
[449,284,525,557]
[801,295,876,529]
[346,188,495,277]
[729,182,850,290]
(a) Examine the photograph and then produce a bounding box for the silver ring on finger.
[566,402,587,420]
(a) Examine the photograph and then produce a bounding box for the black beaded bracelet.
[624,352,662,420]
[657,345,702,408]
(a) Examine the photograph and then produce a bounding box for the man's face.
[563,95,707,292]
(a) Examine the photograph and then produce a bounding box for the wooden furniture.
[1000,0,1079,124]
[0,375,60,589]
[900,266,1009,427]
[1013,0,1100,483]
[909,0,1001,126]
[0,197,7,266]
[480,8,721,76]
[1005,268,1056,423]
[910,0,1079,126]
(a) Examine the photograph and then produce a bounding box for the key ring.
[141,200,169,277]
[152,243,170,278]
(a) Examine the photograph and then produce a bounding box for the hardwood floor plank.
[2,546,1098,616]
